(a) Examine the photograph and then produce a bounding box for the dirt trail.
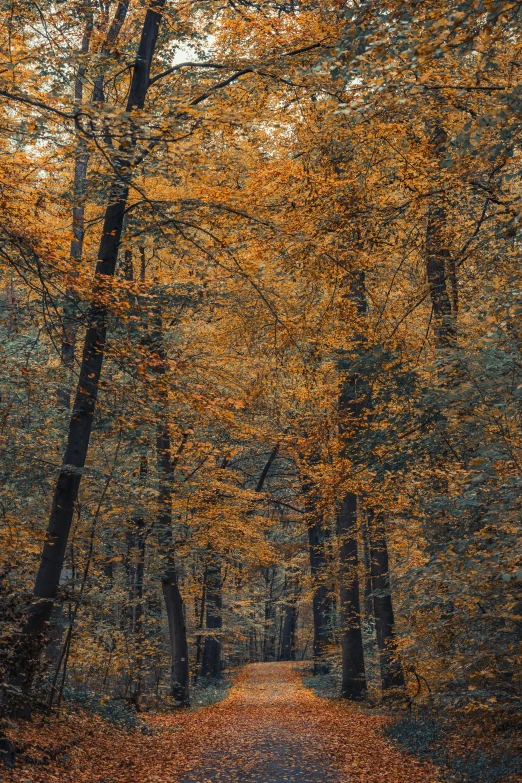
[6,662,439,783]
[174,662,438,783]
[180,662,341,782]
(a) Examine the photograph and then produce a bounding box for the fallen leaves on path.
[5,663,439,783]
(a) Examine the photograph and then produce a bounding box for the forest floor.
[4,662,440,783]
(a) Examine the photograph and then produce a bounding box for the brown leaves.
[6,663,438,783]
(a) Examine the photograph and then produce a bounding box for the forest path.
[6,662,439,783]
[179,662,341,783]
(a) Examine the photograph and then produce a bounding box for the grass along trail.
[6,663,439,783]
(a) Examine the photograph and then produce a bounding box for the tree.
[11,0,168,689]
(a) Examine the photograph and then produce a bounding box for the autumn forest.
[0,1,521,781]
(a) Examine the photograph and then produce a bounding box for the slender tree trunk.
[367,509,405,695]
[59,8,94,407]
[13,0,167,680]
[337,270,368,699]
[425,124,457,349]
[201,560,222,678]
[361,515,374,624]
[151,292,190,705]
[60,0,131,407]
[194,564,207,683]
[263,567,277,661]
[306,496,331,674]
[126,512,146,706]
[132,516,146,638]
[254,445,279,663]
[127,456,147,641]
[338,493,367,700]
[280,578,298,661]
[255,444,279,493]
[336,263,404,700]
[248,606,259,663]
[280,605,297,660]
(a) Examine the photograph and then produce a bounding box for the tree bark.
[367,509,405,694]
[194,564,207,682]
[361,515,375,625]
[15,0,167,675]
[263,567,277,661]
[280,578,298,661]
[338,493,367,700]
[425,124,457,348]
[201,560,222,678]
[151,291,190,705]
[306,497,331,675]
[58,8,94,407]
[60,0,131,407]
[253,445,279,663]
[337,269,368,699]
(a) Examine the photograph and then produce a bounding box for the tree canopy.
[0,1,521,778]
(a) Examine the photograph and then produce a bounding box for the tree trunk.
[162,567,189,704]
[58,8,93,407]
[248,626,257,662]
[263,567,277,661]
[336,269,368,698]
[194,564,207,682]
[367,510,405,695]
[425,124,457,348]
[306,499,331,675]
[201,560,222,679]
[254,445,279,663]
[361,515,375,625]
[127,457,147,639]
[126,510,146,705]
[60,0,131,407]
[14,0,167,680]
[151,290,190,705]
[131,516,146,638]
[338,493,367,700]
[280,595,298,661]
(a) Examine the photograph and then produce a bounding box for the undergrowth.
[62,686,147,730]
[190,676,232,708]
[386,709,522,783]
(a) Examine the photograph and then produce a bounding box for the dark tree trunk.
[248,627,257,662]
[194,564,207,682]
[126,511,146,705]
[14,0,167,679]
[151,291,190,705]
[338,493,367,700]
[60,0,131,408]
[263,567,277,661]
[306,499,331,675]
[425,124,457,348]
[201,560,222,678]
[123,455,147,639]
[336,269,368,699]
[337,267,404,699]
[280,598,298,661]
[255,444,279,492]
[91,0,131,103]
[127,512,146,638]
[254,445,279,663]
[161,565,189,704]
[279,570,299,661]
[367,510,405,695]
[58,9,93,408]
[361,515,375,625]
